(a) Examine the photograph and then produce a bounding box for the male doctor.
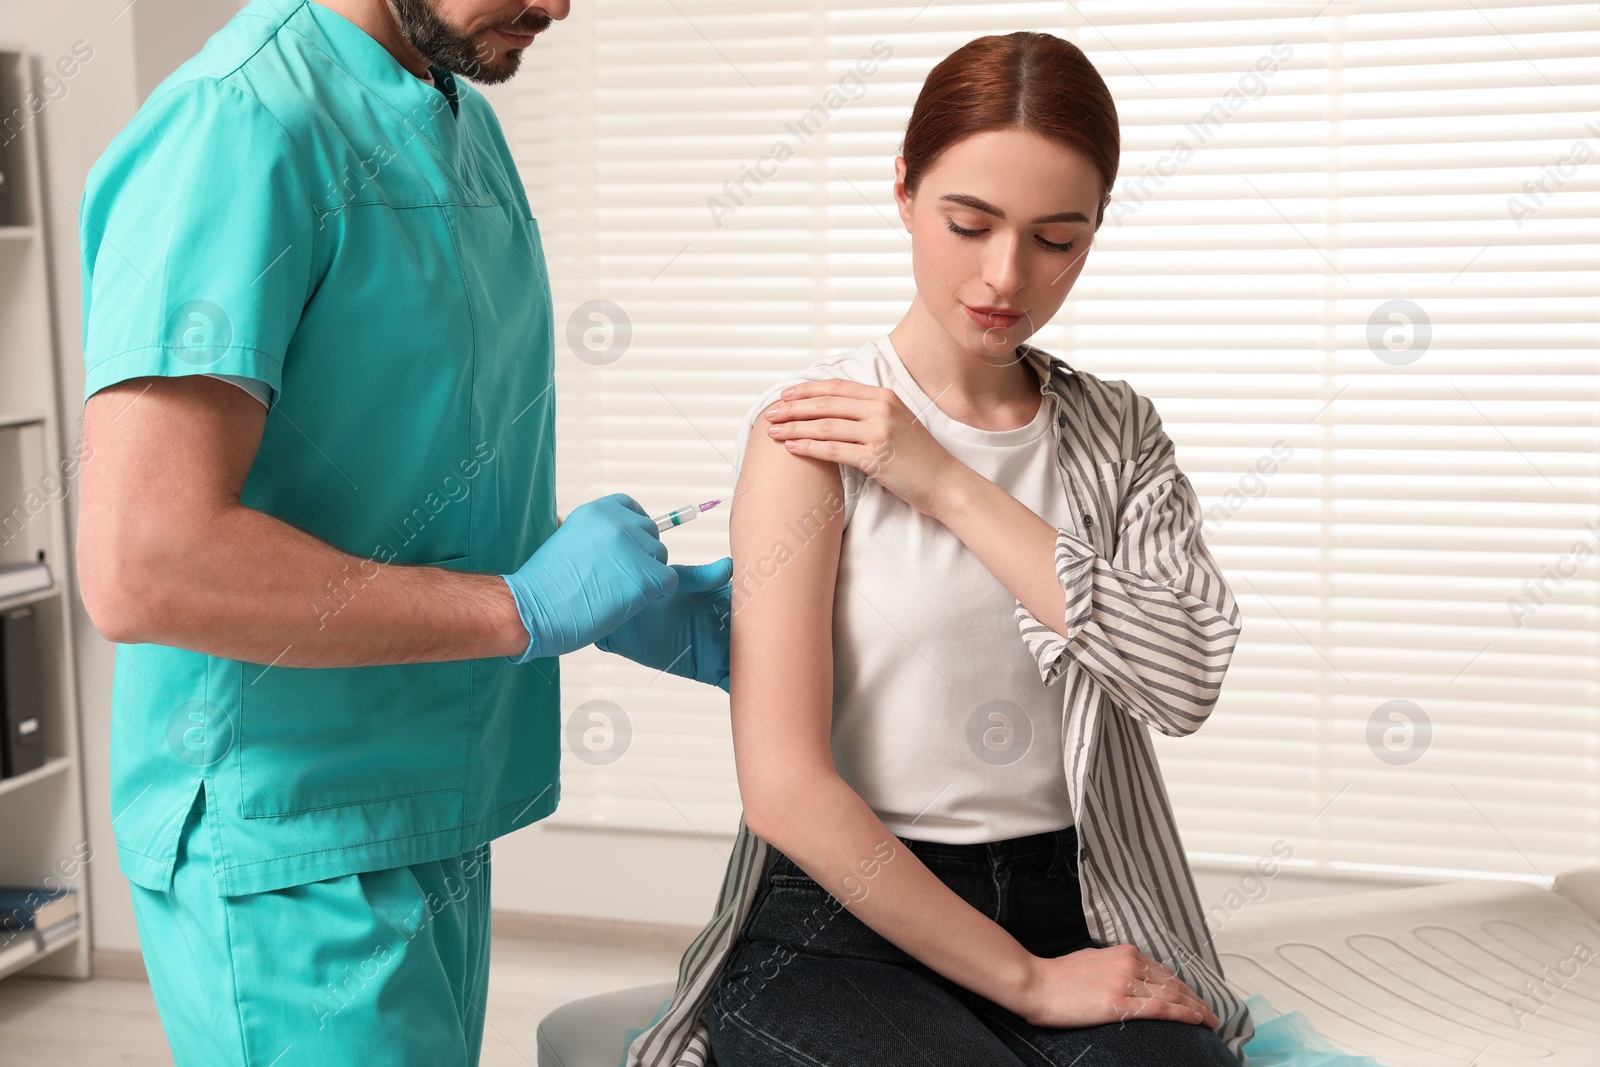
[74,1,730,1064]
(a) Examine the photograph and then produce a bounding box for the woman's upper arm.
[728,409,847,839]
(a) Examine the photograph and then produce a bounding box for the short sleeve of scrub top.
[81,76,315,407]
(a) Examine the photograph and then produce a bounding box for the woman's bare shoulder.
[732,337,895,493]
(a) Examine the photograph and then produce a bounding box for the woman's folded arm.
[934,395,1240,738]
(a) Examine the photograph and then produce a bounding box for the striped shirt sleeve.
[1015,390,1241,738]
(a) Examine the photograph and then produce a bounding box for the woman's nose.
[982,235,1026,299]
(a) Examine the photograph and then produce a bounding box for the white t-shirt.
[205,373,272,407]
[733,334,1077,844]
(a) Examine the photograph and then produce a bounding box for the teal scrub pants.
[129,788,494,1066]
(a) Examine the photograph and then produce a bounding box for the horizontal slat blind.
[511,0,1600,882]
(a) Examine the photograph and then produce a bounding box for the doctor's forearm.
[89,500,529,667]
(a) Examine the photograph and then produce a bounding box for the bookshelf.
[0,44,92,979]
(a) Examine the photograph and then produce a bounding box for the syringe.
[653,498,723,533]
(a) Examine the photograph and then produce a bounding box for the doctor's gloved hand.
[596,557,732,691]
[501,494,678,664]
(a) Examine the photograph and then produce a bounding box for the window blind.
[508,0,1600,884]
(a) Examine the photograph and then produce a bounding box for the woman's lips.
[964,305,1023,330]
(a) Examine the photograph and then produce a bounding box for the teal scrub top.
[80,0,561,896]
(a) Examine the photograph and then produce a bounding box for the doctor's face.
[389,0,569,84]
[894,127,1103,363]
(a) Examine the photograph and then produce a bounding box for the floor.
[0,935,684,1066]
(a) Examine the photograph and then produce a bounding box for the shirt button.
[1081,513,1093,528]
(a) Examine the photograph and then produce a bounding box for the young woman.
[628,30,1257,1067]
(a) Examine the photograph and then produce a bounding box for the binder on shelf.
[1,605,44,778]
[0,561,51,601]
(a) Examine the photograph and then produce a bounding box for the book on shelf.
[0,885,77,932]
[37,913,80,950]
[1,604,44,778]
[0,561,50,601]
[0,887,79,971]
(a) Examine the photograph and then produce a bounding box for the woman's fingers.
[776,438,879,471]
[1118,951,1219,1028]
[1119,980,1219,1027]
[776,378,884,404]
[1134,951,1209,1009]
[1153,981,1215,1023]
[1144,975,1216,1025]
[764,394,882,425]
[1123,991,1216,1026]
[768,417,873,444]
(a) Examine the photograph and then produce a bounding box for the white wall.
[130,0,241,101]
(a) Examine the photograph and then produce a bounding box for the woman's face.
[895,127,1103,361]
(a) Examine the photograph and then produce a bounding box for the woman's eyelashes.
[944,217,1076,254]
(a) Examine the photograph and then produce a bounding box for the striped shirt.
[626,340,1255,1065]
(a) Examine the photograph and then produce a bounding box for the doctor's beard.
[388,0,551,85]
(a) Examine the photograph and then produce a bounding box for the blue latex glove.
[596,557,733,691]
[501,493,677,664]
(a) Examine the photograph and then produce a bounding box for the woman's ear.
[893,156,913,231]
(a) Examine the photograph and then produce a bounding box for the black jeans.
[706,825,1240,1067]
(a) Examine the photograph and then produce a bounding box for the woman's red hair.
[901,31,1121,230]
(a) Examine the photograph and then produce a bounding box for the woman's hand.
[1014,943,1221,1030]
[760,379,960,517]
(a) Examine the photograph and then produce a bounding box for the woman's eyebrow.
[939,192,1089,225]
